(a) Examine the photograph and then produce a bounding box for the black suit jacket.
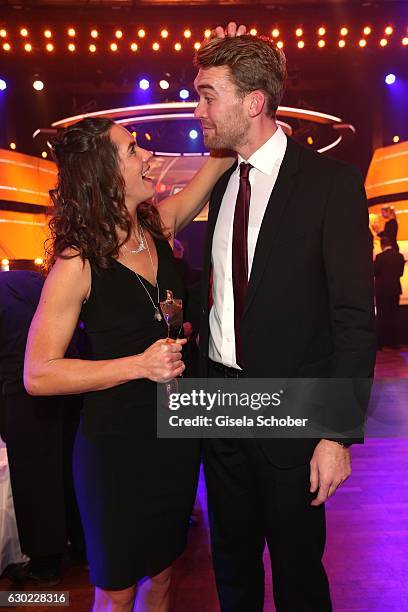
[378,218,399,251]
[0,271,44,395]
[199,137,376,467]
[374,248,405,298]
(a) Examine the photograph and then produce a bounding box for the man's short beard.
[204,133,230,150]
[204,123,249,151]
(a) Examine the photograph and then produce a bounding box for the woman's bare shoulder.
[46,248,91,302]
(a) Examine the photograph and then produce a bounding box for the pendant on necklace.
[123,228,146,254]
[126,241,146,254]
[154,308,162,322]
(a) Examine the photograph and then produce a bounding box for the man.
[0,270,85,585]
[194,24,376,611]
[374,236,405,349]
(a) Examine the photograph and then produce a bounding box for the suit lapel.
[243,137,301,318]
[202,160,238,305]
[207,160,238,240]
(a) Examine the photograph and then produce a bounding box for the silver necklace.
[131,226,162,322]
[122,224,146,254]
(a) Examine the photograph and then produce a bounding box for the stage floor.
[1,348,407,611]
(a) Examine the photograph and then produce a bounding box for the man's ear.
[247,91,266,118]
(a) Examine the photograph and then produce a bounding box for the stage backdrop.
[0,149,55,261]
[366,140,408,304]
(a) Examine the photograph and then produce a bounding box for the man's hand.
[309,439,351,506]
[214,22,247,39]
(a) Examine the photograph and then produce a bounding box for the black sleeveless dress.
[73,238,201,590]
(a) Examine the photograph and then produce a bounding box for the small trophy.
[159,290,183,404]
[160,290,183,341]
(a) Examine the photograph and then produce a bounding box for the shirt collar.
[237,126,287,176]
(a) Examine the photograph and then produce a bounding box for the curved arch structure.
[49,102,355,156]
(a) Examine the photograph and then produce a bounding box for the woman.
[24,117,234,611]
[378,205,399,251]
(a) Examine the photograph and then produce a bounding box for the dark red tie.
[232,162,253,368]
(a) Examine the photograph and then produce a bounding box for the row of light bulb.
[1,27,202,40]
[1,41,203,53]
[0,25,401,39]
[2,38,408,54]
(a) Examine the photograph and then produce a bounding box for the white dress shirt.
[209,126,288,368]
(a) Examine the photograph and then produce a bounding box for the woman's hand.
[209,148,236,162]
[140,338,187,383]
[208,150,237,178]
[214,22,247,38]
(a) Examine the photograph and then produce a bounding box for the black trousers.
[376,294,400,348]
[204,363,331,612]
[3,391,84,559]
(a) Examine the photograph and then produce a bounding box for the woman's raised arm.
[158,153,235,236]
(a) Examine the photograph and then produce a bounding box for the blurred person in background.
[0,270,85,586]
[374,236,405,349]
[378,206,399,251]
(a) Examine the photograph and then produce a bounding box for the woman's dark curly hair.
[46,117,168,270]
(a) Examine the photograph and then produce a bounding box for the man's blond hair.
[194,35,287,118]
